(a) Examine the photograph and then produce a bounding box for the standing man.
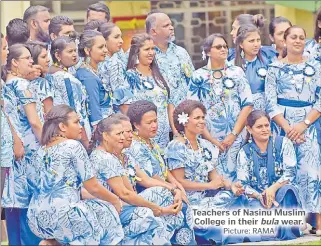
[23,5,51,43]
[146,12,194,136]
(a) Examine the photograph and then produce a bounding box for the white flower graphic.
[178,112,189,125]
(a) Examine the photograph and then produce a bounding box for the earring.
[201,49,206,61]
[240,49,245,59]
[319,36,321,44]
[136,56,139,65]
[248,133,252,143]
[283,43,286,47]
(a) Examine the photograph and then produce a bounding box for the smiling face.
[284,27,305,56]
[184,107,206,135]
[56,42,78,67]
[208,37,228,62]
[87,35,108,63]
[240,31,261,59]
[105,26,123,55]
[103,123,125,152]
[134,110,158,139]
[247,116,271,143]
[138,39,155,66]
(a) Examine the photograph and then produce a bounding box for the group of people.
[0,1,321,245]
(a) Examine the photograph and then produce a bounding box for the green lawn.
[297,241,321,245]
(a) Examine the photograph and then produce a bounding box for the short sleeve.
[36,77,53,102]
[76,69,102,125]
[235,67,254,108]
[71,141,95,182]
[128,142,155,177]
[93,153,125,181]
[14,79,36,105]
[165,140,188,170]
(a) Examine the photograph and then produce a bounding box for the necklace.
[182,134,212,162]
[83,62,99,76]
[135,67,155,90]
[133,132,168,180]
[53,62,68,72]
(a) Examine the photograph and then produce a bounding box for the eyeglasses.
[211,44,228,50]
[17,55,33,61]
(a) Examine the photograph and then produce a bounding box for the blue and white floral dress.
[126,69,170,149]
[76,67,114,126]
[237,136,302,240]
[265,59,321,213]
[46,71,91,139]
[230,51,277,111]
[304,39,321,61]
[98,53,133,111]
[27,140,124,245]
[165,137,251,245]
[155,42,194,107]
[91,149,183,245]
[127,139,196,245]
[29,77,53,103]
[187,63,253,181]
[2,77,44,208]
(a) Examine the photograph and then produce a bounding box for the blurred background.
[1,0,321,72]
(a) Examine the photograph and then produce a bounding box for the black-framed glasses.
[211,44,228,50]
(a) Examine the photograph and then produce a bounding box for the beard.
[36,24,50,43]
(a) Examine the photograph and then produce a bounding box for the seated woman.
[165,99,254,245]
[27,105,124,245]
[46,36,91,148]
[113,113,196,245]
[237,110,302,240]
[89,116,183,245]
[126,100,197,245]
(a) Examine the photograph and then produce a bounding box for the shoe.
[316,230,321,236]
[310,227,316,234]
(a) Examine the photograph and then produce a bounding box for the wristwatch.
[304,119,311,126]
[231,130,238,137]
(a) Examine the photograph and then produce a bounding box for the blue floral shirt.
[154,42,194,107]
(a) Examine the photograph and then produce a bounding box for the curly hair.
[173,100,206,133]
[127,100,157,130]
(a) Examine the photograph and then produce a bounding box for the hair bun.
[254,14,265,28]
